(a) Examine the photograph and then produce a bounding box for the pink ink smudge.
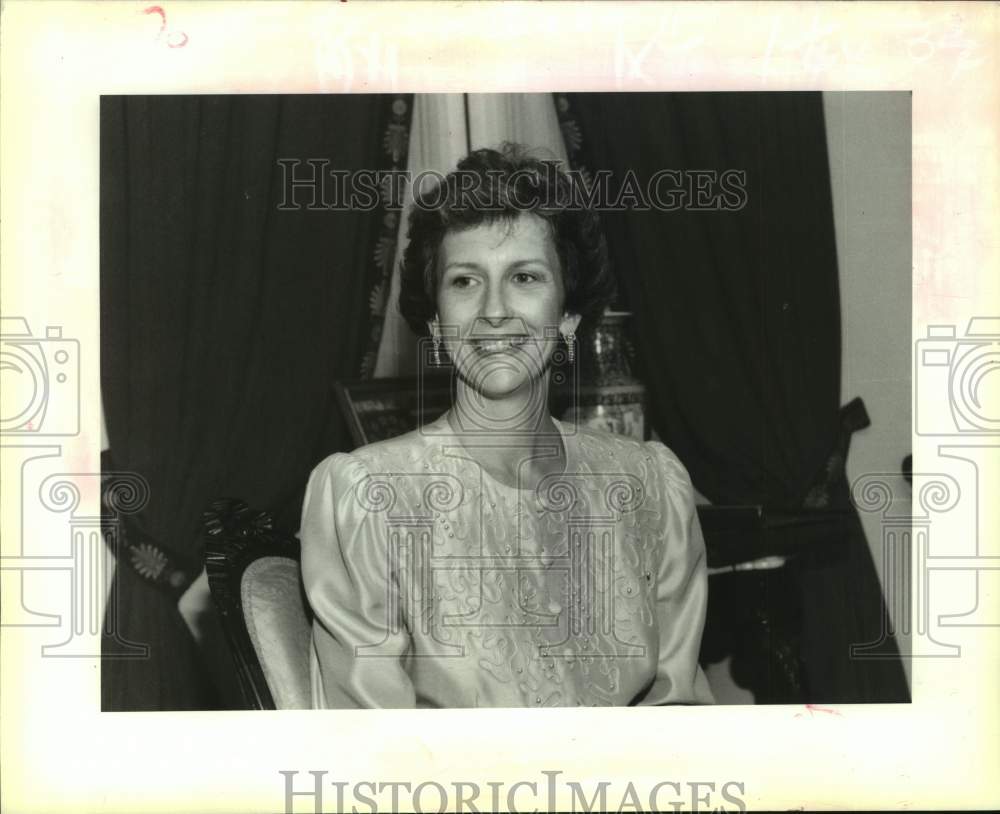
[795,703,843,718]
[142,5,188,48]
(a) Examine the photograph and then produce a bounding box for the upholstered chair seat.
[203,499,311,710]
[240,556,311,709]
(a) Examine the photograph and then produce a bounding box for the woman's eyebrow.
[441,261,486,273]
[441,257,552,273]
[509,258,552,269]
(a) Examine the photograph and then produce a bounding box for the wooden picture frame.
[334,373,454,448]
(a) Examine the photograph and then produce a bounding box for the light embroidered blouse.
[300,414,714,708]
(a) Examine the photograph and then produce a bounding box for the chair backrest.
[203,499,312,709]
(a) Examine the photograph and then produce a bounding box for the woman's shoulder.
[309,426,439,484]
[570,423,695,490]
[307,425,466,521]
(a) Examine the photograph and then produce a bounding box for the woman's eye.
[512,272,539,284]
[449,275,478,289]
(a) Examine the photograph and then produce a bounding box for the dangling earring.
[432,334,442,366]
[564,331,576,364]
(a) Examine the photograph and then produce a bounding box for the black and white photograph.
[98,90,912,712]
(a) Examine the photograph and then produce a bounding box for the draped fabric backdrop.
[100,94,411,709]
[557,92,909,702]
[374,95,468,376]
[375,93,568,376]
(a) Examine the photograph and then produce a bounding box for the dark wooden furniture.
[203,499,308,710]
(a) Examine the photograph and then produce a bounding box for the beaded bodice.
[300,415,714,708]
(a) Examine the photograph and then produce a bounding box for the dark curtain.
[100,95,408,709]
[560,92,909,702]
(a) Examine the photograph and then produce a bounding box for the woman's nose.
[480,281,510,322]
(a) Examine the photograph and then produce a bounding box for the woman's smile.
[432,214,579,400]
[468,333,530,354]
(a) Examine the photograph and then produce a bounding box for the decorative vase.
[557,310,647,440]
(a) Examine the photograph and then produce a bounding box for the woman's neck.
[449,372,554,433]
[444,374,567,489]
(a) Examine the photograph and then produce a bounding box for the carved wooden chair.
[203,499,311,709]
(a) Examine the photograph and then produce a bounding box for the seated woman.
[300,144,714,708]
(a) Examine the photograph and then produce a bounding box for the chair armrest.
[202,498,301,709]
[698,505,851,570]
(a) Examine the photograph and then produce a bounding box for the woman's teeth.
[473,336,529,352]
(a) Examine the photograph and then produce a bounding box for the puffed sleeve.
[638,442,715,705]
[299,452,416,708]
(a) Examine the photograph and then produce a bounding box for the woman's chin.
[455,368,546,402]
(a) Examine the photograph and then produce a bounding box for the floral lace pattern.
[300,417,714,708]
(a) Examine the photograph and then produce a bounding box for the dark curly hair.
[399,143,616,337]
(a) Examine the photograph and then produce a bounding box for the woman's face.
[431,213,581,402]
